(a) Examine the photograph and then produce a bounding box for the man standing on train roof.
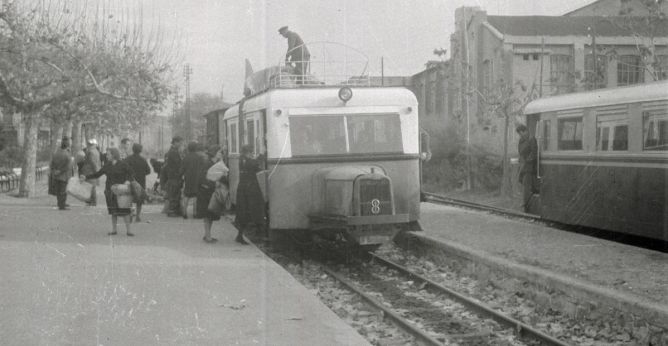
[279,26,310,83]
[516,124,538,214]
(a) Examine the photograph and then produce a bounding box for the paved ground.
[0,176,370,346]
[418,202,668,312]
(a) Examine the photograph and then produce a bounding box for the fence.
[0,166,49,193]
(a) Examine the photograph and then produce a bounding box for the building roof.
[486,15,668,37]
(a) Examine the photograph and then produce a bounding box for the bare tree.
[0,0,178,197]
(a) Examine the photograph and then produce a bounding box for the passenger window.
[347,114,403,154]
[612,125,628,151]
[596,113,628,152]
[290,116,346,156]
[542,120,551,151]
[558,117,583,150]
[643,111,668,151]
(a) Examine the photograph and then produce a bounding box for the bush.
[0,145,53,170]
[421,118,503,193]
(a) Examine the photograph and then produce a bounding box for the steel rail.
[422,192,540,222]
[369,253,573,346]
[322,267,445,346]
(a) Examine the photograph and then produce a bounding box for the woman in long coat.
[196,145,230,243]
[234,145,265,244]
[82,147,136,236]
[180,142,205,219]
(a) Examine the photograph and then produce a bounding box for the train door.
[227,118,240,204]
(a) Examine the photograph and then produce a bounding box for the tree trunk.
[51,122,64,154]
[19,112,40,198]
[72,120,83,155]
[63,119,73,140]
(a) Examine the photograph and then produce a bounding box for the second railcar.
[524,80,668,241]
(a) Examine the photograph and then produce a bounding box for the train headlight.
[275,109,282,117]
[338,87,353,102]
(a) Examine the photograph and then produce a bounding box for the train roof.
[222,86,417,120]
[524,80,668,115]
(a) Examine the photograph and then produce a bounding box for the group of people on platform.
[51,134,265,245]
[159,136,265,245]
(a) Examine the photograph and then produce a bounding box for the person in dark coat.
[197,145,228,243]
[150,158,164,192]
[82,147,136,236]
[126,143,151,222]
[180,142,205,219]
[50,136,74,210]
[516,124,538,213]
[234,144,265,245]
[165,136,184,217]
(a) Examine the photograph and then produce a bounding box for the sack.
[111,183,132,196]
[66,177,93,202]
[208,193,225,215]
[130,181,146,204]
[206,161,229,182]
[213,184,229,204]
[48,174,57,196]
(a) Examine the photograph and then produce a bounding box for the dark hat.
[278,26,288,33]
[171,136,183,144]
[515,123,527,133]
[207,144,221,155]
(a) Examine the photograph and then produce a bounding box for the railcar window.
[597,127,610,151]
[347,114,403,154]
[612,126,628,151]
[542,120,551,151]
[246,120,255,154]
[596,114,628,151]
[290,116,346,156]
[643,111,668,151]
[558,117,583,150]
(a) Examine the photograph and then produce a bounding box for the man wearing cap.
[279,26,310,83]
[166,136,184,217]
[81,139,101,206]
[50,136,74,210]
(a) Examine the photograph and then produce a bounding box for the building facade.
[448,5,668,154]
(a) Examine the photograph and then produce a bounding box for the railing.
[269,42,371,90]
[0,166,49,193]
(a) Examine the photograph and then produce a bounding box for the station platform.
[0,183,370,345]
[409,202,668,333]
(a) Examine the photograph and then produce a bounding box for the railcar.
[524,80,668,241]
[218,43,422,248]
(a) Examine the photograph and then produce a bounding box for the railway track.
[321,252,572,346]
[422,192,541,223]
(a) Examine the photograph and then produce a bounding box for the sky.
[141,0,598,105]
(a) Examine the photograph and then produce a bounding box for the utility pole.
[184,64,193,142]
[173,83,179,138]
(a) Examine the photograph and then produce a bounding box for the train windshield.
[290,114,403,156]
